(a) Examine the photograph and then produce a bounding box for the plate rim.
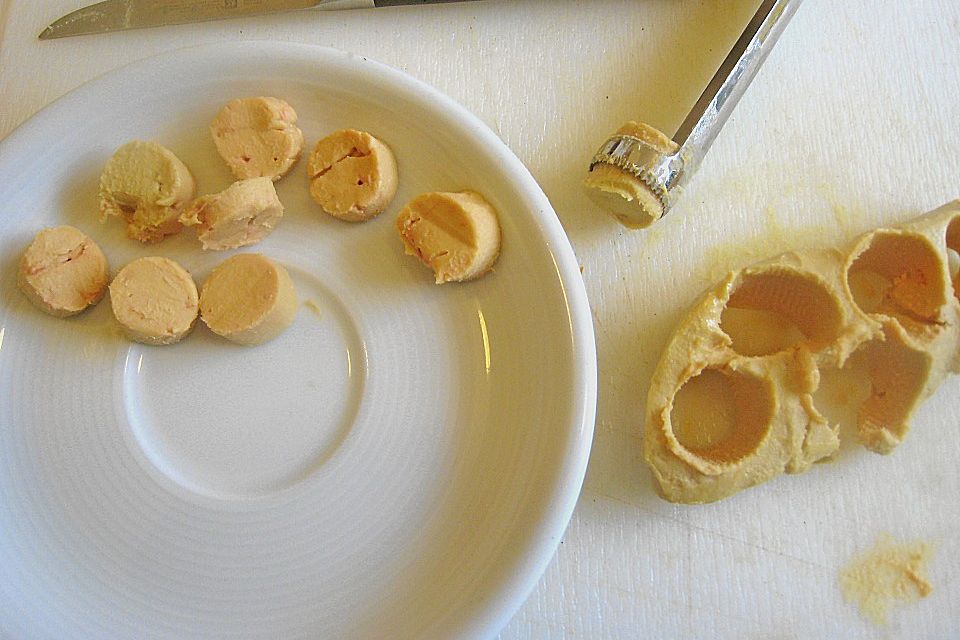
[0,40,598,639]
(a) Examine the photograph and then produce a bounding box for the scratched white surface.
[1,1,959,638]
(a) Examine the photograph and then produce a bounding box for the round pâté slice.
[307,129,399,222]
[210,97,304,182]
[109,257,199,345]
[199,253,298,346]
[98,140,196,243]
[179,177,284,251]
[396,190,501,284]
[18,225,109,317]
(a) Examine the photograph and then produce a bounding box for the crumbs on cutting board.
[839,533,934,626]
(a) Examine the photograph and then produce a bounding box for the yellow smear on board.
[699,187,869,284]
[700,206,802,282]
[840,534,934,626]
[820,182,869,237]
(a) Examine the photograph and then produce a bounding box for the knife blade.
[39,0,472,39]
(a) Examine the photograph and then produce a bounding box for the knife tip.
[38,26,55,40]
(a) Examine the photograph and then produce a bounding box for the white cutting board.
[506,1,960,638]
[1,0,958,637]
[470,1,959,637]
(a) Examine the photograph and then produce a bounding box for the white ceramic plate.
[0,43,596,639]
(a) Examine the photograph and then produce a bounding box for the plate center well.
[121,271,365,499]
